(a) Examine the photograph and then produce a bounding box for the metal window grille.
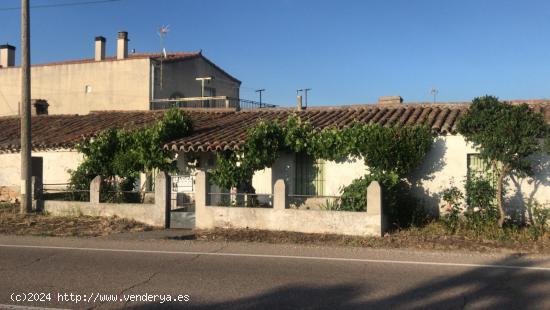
[295,154,325,196]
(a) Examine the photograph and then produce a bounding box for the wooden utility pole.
[20,0,32,213]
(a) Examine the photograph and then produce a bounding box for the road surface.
[0,234,549,309]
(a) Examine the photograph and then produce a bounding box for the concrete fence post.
[366,181,385,236]
[90,176,101,204]
[273,179,286,210]
[194,170,208,228]
[155,171,171,228]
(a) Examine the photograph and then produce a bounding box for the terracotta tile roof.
[168,102,550,152]
[0,109,233,153]
[0,103,548,154]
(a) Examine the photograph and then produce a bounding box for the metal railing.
[288,194,343,211]
[208,192,273,208]
[41,183,89,202]
[150,96,276,110]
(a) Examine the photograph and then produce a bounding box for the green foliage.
[441,185,464,233]
[458,96,548,176]
[68,109,192,201]
[210,114,434,192]
[457,95,550,226]
[464,175,498,223]
[528,200,550,240]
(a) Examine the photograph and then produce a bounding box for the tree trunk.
[496,168,508,227]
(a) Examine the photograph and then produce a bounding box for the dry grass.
[0,203,154,237]
[194,223,550,254]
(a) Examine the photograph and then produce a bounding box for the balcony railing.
[150,96,277,110]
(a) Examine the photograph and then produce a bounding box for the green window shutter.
[295,154,325,195]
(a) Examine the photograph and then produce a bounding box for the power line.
[0,0,122,11]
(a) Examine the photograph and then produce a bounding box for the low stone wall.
[194,171,386,237]
[44,201,164,227]
[41,172,170,228]
[196,206,383,236]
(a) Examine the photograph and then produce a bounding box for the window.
[295,154,325,195]
[85,85,92,93]
[467,154,497,184]
[466,153,498,203]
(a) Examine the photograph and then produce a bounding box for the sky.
[1,0,550,106]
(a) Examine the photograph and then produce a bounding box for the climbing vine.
[210,115,434,191]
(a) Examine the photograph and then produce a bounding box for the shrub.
[441,186,464,233]
[528,200,550,240]
[464,175,499,231]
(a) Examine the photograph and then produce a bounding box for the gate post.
[155,171,171,228]
[366,181,385,237]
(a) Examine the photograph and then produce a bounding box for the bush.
[339,172,427,228]
[464,175,499,231]
[528,200,550,240]
[441,186,464,233]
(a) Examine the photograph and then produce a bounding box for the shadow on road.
[127,255,550,309]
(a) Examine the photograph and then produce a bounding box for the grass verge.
[0,203,154,237]
[193,222,549,254]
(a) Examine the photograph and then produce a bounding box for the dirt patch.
[0,203,155,237]
[193,224,550,254]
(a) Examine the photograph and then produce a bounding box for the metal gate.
[169,174,195,229]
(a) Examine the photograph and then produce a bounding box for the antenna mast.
[157,25,170,89]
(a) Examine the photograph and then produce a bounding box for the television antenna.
[158,25,170,58]
[157,25,170,89]
[430,87,438,104]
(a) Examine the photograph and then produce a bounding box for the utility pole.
[255,89,265,107]
[303,88,311,108]
[20,0,32,213]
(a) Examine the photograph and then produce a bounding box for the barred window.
[295,154,325,196]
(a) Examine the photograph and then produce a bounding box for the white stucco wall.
[0,150,82,193]
[246,136,550,213]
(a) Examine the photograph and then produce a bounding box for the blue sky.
[1,0,550,106]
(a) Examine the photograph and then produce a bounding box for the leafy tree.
[69,109,192,200]
[458,96,550,227]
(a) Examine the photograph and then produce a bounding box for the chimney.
[94,36,106,61]
[378,96,403,105]
[116,31,128,60]
[297,95,303,111]
[0,44,15,67]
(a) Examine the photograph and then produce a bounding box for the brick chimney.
[0,44,15,68]
[378,96,403,105]
[117,31,128,60]
[95,36,106,61]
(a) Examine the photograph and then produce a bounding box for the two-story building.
[0,31,241,116]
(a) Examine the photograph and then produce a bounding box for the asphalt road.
[0,234,549,310]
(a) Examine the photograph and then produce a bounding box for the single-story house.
[0,100,549,214]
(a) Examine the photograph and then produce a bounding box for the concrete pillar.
[273,179,286,210]
[90,176,101,203]
[366,181,385,236]
[155,171,171,228]
[195,170,207,208]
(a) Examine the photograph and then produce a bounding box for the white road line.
[0,243,549,271]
